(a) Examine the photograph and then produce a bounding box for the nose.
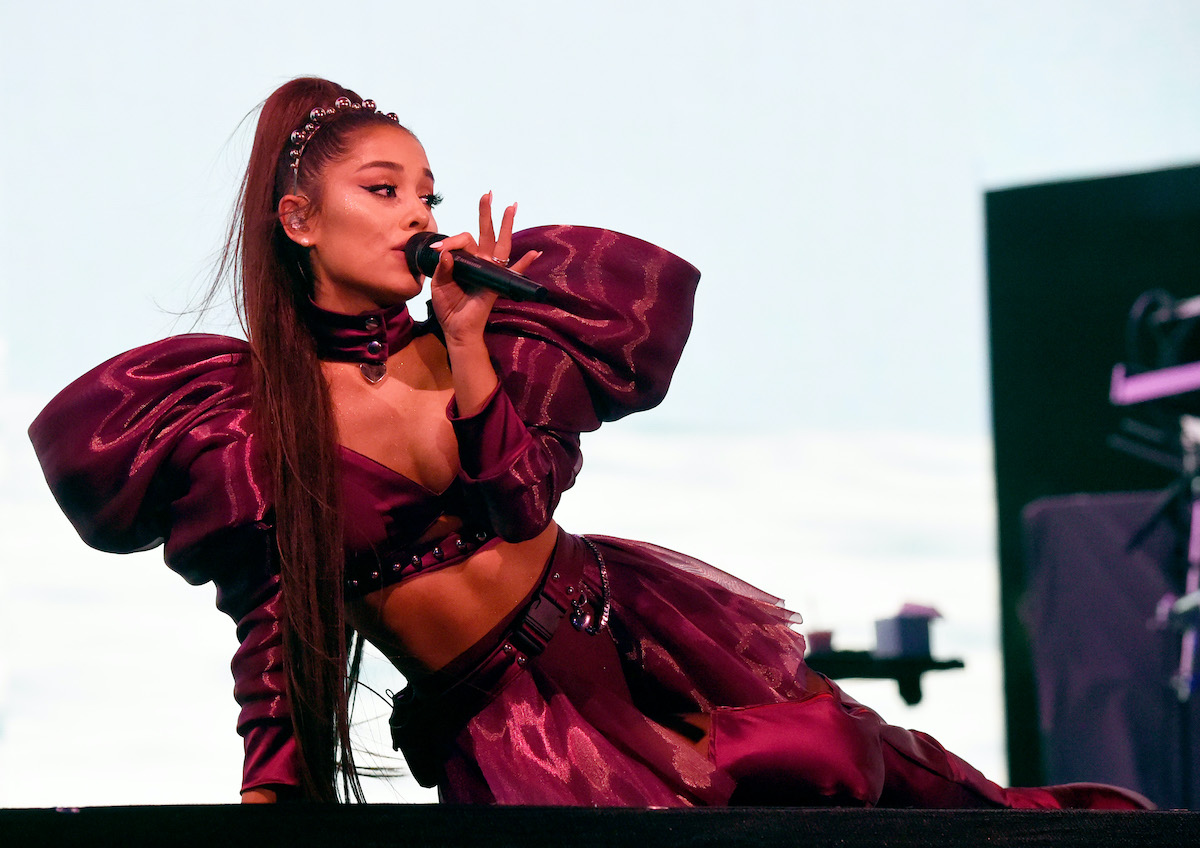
[405,196,432,231]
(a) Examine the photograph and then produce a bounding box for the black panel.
[986,164,1200,785]
[2,805,1198,848]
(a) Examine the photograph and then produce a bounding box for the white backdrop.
[2,0,1199,805]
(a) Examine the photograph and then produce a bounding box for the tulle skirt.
[393,532,1150,809]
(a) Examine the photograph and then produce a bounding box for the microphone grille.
[404,232,446,277]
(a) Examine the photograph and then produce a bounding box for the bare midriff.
[326,338,711,755]
[325,336,557,677]
[348,522,558,675]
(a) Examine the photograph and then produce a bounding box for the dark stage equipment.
[2,805,1198,848]
[986,163,1200,793]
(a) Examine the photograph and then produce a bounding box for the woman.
[28,77,1148,808]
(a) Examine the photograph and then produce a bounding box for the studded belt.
[387,531,610,787]
[343,526,496,599]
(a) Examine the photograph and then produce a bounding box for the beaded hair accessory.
[287,96,400,191]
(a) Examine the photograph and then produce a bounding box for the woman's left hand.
[429,192,540,348]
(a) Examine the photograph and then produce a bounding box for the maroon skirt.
[390,531,1151,809]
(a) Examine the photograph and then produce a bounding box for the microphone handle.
[407,233,548,302]
[446,251,549,302]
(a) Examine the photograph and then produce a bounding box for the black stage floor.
[3,805,1199,847]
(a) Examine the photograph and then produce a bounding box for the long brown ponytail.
[216,77,413,801]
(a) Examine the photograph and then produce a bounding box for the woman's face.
[295,124,439,313]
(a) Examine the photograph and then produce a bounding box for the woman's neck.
[302,299,417,383]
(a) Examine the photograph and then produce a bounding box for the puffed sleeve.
[28,334,300,793]
[448,225,700,540]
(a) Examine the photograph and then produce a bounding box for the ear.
[278,195,316,247]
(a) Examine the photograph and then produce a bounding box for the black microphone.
[405,232,548,303]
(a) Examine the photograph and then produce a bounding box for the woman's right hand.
[428,192,540,348]
[430,192,540,416]
[240,786,279,804]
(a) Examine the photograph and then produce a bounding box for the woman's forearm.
[444,336,500,418]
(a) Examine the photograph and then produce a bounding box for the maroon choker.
[303,300,417,383]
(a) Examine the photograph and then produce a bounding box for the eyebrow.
[357,160,435,181]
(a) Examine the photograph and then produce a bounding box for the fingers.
[434,194,521,282]
[429,238,466,290]
[478,191,497,256]
[430,232,478,254]
[508,249,542,275]
[476,192,519,264]
[494,202,517,263]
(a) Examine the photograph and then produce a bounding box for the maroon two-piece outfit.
[28,226,1147,808]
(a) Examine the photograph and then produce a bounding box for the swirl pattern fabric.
[27,226,1150,808]
[26,226,700,794]
[436,536,1151,809]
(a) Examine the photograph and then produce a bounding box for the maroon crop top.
[29,225,701,794]
[303,293,489,595]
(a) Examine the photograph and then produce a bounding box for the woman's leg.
[706,673,1152,808]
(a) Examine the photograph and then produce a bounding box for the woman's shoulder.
[487,225,700,427]
[29,331,265,564]
[98,332,253,371]
[41,332,254,423]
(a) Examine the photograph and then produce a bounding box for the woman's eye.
[422,192,444,209]
[366,184,397,198]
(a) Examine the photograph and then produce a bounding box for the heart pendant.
[359,362,387,384]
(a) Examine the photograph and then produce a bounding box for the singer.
[28,77,1149,808]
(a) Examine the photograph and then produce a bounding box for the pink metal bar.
[1110,362,1200,406]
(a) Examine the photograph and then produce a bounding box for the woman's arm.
[424,195,582,539]
[449,386,583,540]
[241,787,278,804]
[29,337,304,800]
[428,194,540,416]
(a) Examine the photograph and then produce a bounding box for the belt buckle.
[510,593,563,656]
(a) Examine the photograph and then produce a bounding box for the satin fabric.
[28,225,700,793]
[434,534,1150,808]
[28,224,1151,808]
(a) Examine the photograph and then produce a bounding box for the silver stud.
[366,340,383,355]
[455,538,468,552]
[476,531,488,542]
[411,555,421,566]
[364,317,380,331]
[392,563,400,572]
[432,547,443,559]
[369,571,379,581]
[502,643,514,653]
[349,579,359,588]
[516,656,527,667]
[551,572,560,580]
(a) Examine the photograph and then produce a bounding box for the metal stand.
[804,650,964,706]
[1110,318,1200,805]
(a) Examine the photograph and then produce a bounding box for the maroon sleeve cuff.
[240,722,301,793]
[230,573,301,793]
[447,383,536,482]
